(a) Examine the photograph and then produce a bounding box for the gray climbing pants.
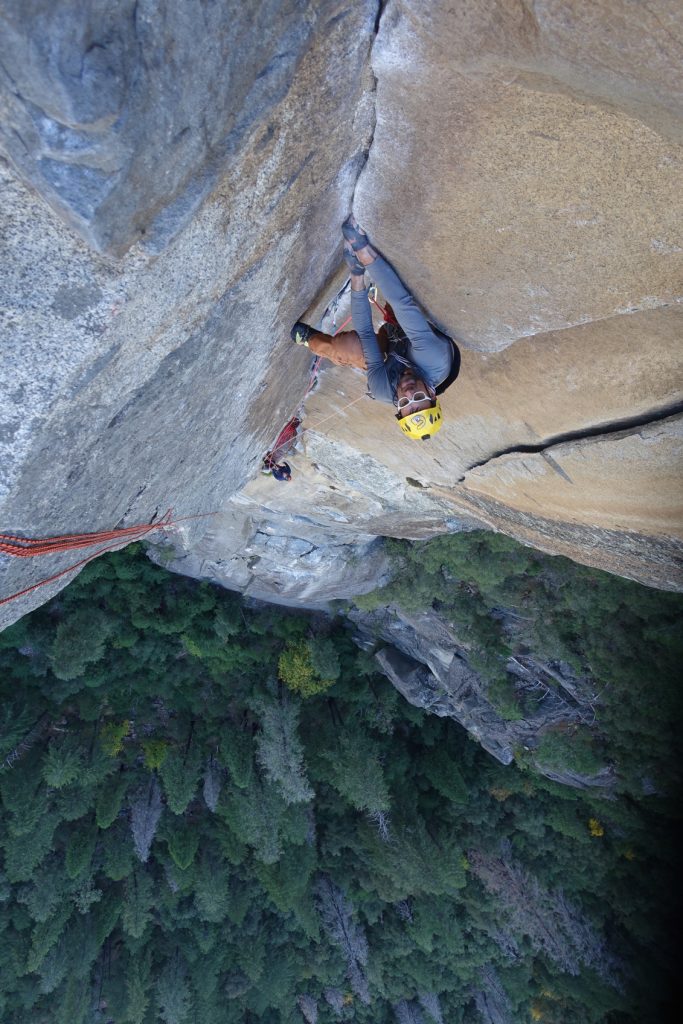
[352,256,452,403]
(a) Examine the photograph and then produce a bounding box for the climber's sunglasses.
[397,391,431,410]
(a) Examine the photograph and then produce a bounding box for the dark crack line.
[460,400,683,482]
[347,0,383,201]
[374,0,389,35]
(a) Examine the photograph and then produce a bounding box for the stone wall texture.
[2,0,682,630]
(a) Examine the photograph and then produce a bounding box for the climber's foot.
[342,214,378,267]
[343,240,365,277]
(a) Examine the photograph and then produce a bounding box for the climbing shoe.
[342,214,370,251]
[291,321,314,347]
[343,240,365,276]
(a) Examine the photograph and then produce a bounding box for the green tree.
[165,817,200,870]
[26,902,73,973]
[193,848,231,923]
[122,869,154,940]
[96,770,129,829]
[65,816,98,879]
[101,820,134,880]
[325,732,390,815]
[219,721,254,789]
[255,694,314,805]
[279,640,336,698]
[50,607,114,681]
[419,748,467,805]
[160,738,201,814]
[43,737,83,788]
[156,955,192,1024]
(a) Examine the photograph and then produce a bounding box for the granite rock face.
[1,0,682,628]
[350,604,614,788]
[0,0,365,255]
[356,0,683,351]
[0,0,379,627]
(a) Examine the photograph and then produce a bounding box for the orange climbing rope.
[0,512,172,558]
[0,509,217,608]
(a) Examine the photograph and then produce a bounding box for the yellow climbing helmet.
[396,399,444,440]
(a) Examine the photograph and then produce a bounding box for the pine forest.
[0,533,681,1024]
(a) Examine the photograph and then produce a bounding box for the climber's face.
[396,369,434,418]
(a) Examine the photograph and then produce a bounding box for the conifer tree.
[43,736,83,788]
[130,777,163,862]
[308,636,341,683]
[92,889,121,945]
[65,816,98,879]
[255,694,314,805]
[16,855,65,923]
[160,737,201,814]
[54,973,90,1024]
[101,819,135,880]
[219,720,254,789]
[190,953,225,1024]
[255,841,318,933]
[156,954,192,1024]
[96,769,129,828]
[193,848,232,923]
[118,942,152,1024]
[325,731,390,815]
[419,747,467,804]
[122,869,155,940]
[222,774,288,864]
[203,754,223,811]
[27,902,73,974]
[4,810,58,883]
[165,816,200,870]
[50,606,114,681]
[37,942,69,995]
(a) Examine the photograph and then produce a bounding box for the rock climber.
[291,215,460,440]
[261,416,301,481]
[262,455,292,481]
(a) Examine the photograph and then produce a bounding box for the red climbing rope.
[0,512,173,558]
[0,508,218,608]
